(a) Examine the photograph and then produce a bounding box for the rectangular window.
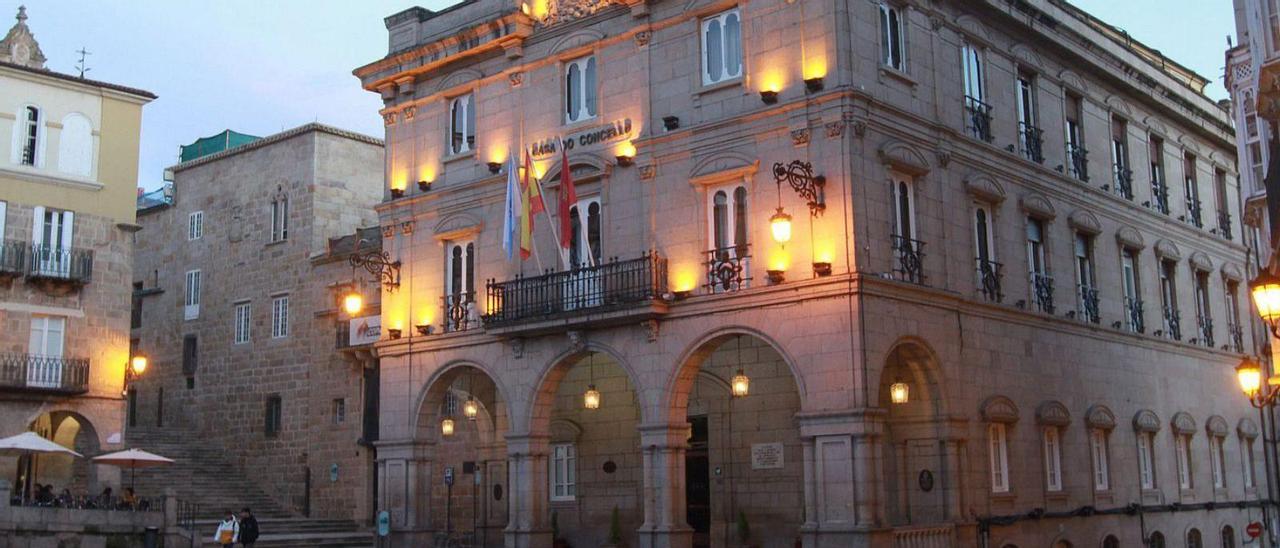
[1249,140,1265,190]
[188,211,203,240]
[184,270,201,320]
[332,398,346,425]
[1160,259,1179,339]
[568,197,603,268]
[1025,218,1046,275]
[1090,429,1110,491]
[988,423,1009,493]
[1215,168,1231,237]
[27,315,65,388]
[550,443,577,501]
[1194,271,1212,346]
[701,9,742,85]
[890,174,915,240]
[961,43,988,141]
[444,241,477,332]
[1184,153,1202,227]
[879,3,905,70]
[21,106,39,166]
[1016,70,1040,162]
[1138,432,1156,489]
[1075,233,1098,323]
[131,281,143,329]
[265,395,282,437]
[270,197,289,242]
[1111,117,1131,199]
[1043,427,1062,492]
[1150,135,1169,214]
[182,335,198,378]
[1244,438,1257,489]
[31,207,74,277]
[1065,93,1086,181]
[1210,436,1225,489]
[708,185,748,252]
[1175,434,1193,490]
[564,56,597,124]
[271,295,289,339]
[974,205,998,300]
[234,302,251,344]
[449,94,475,155]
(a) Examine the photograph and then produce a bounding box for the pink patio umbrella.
[92,448,174,491]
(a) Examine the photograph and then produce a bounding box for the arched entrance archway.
[415,363,510,547]
[879,339,952,527]
[19,410,101,499]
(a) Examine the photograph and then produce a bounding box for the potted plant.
[552,511,571,548]
[601,506,623,548]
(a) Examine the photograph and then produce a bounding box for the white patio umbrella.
[92,448,174,490]
[0,431,82,502]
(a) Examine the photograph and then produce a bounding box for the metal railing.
[1030,272,1055,314]
[1077,284,1100,324]
[976,259,1003,302]
[1066,144,1089,182]
[1196,317,1214,348]
[0,352,90,394]
[0,240,25,275]
[705,246,751,293]
[1185,197,1203,228]
[1162,306,1182,341]
[484,252,667,326]
[1218,211,1233,240]
[442,291,480,333]
[1125,297,1145,334]
[1151,179,1170,214]
[1112,166,1134,200]
[964,96,993,142]
[1018,122,1044,163]
[891,235,925,285]
[11,494,160,512]
[27,245,93,284]
[1228,322,1244,353]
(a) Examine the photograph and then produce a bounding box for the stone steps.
[192,519,374,548]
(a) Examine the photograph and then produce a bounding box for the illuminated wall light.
[615,141,636,167]
[730,369,750,397]
[890,381,909,404]
[440,417,456,437]
[770,208,792,244]
[813,241,834,277]
[759,69,784,104]
[767,248,788,284]
[583,384,602,410]
[463,397,479,420]
[670,264,698,298]
[342,291,364,315]
[803,57,827,92]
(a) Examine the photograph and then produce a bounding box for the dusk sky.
[7,1,1234,192]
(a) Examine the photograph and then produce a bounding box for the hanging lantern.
[342,290,364,315]
[463,396,479,420]
[583,384,602,410]
[130,355,148,376]
[730,369,750,398]
[890,381,910,404]
[770,207,793,244]
[1250,269,1280,333]
[440,417,456,437]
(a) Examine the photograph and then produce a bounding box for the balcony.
[442,291,481,333]
[964,96,993,143]
[1125,297,1145,334]
[1217,211,1233,240]
[0,353,89,395]
[1195,317,1214,348]
[1161,306,1182,341]
[1077,284,1100,324]
[705,246,751,293]
[483,252,668,335]
[1184,197,1203,228]
[1018,122,1044,164]
[1066,144,1089,182]
[0,240,25,279]
[891,235,925,285]
[1150,179,1170,214]
[976,258,1002,302]
[1228,322,1244,353]
[1112,166,1134,200]
[27,245,93,286]
[1029,272,1055,314]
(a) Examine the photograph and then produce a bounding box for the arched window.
[1186,528,1201,548]
[270,193,289,242]
[20,105,40,166]
[1221,526,1236,548]
[449,94,474,155]
[1101,535,1119,548]
[1148,531,1165,548]
[57,113,92,176]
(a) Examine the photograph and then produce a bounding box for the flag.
[524,150,545,215]
[502,152,520,261]
[519,150,543,260]
[557,146,577,250]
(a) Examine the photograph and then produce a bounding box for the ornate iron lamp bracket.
[350,249,402,291]
[772,160,826,217]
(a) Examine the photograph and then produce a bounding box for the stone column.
[798,410,880,548]
[637,423,693,548]
[852,434,880,528]
[505,434,551,548]
[941,437,964,521]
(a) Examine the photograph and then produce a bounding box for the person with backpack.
[213,510,239,547]
[238,507,260,547]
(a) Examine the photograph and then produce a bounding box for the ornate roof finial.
[16,6,27,24]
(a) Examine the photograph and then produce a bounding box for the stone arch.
[1020,192,1057,220]
[23,410,102,495]
[1104,95,1133,117]
[1189,251,1213,273]
[964,173,1006,203]
[1036,401,1071,427]
[954,14,993,46]
[414,359,513,442]
[1206,415,1229,438]
[981,395,1019,423]
[528,340,646,433]
[689,150,759,183]
[432,212,484,240]
[1116,225,1145,249]
[1170,411,1197,435]
[1222,263,1244,282]
[1085,405,1117,430]
[665,326,807,423]
[1058,69,1088,94]
[1153,239,1182,261]
[434,68,484,94]
[1010,43,1044,69]
[550,28,606,56]
[1239,417,1260,439]
[540,152,611,185]
[1068,209,1102,235]
[880,337,953,526]
[878,139,931,176]
[1133,409,1161,433]
[877,337,950,414]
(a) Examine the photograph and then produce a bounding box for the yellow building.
[0,5,155,497]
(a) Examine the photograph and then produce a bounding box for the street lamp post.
[1241,271,1280,544]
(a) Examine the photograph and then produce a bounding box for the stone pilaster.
[505,434,551,548]
[637,423,693,548]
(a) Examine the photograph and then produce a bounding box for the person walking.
[238,507,259,547]
[213,510,239,547]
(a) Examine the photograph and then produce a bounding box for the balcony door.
[32,207,73,277]
[566,197,602,310]
[27,316,65,388]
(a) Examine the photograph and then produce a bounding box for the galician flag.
[519,150,544,260]
[501,152,520,260]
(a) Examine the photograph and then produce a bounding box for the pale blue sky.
[6,1,1233,191]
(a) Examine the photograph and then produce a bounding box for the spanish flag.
[519,150,544,260]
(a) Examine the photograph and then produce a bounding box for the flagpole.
[532,171,567,271]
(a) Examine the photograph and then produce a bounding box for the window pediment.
[1035,400,1070,427]
[1188,251,1212,272]
[550,418,583,443]
[1020,192,1056,220]
[1222,263,1244,281]
[1170,411,1196,435]
[690,151,758,187]
[435,69,483,95]
[1133,409,1161,433]
[1116,225,1145,249]
[1153,238,1182,261]
[551,29,606,56]
[1085,404,1116,430]
[964,174,1005,203]
[878,140,930,176]
[1057,69,1088,94]
[981,395,1019,424]
[1239,417,1260,439]
[1067,209,1102,235]
[433,212,484,241]
[1206,415,1228,438]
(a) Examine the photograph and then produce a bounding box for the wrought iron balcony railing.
[1151,180,1171,214]
[1112,166,1134,200]
[1162,306,1182,341]
[1066,144,1089,182]
[1125,297,1145,334]
[484,252,668,327]
[1218,211,1233,240]
[1228,322,1244,353]
[705,246,751,293]
[964,96,993,143]
[0,352,89,394]
[976,258,1003,302]
[1030,272,1055,314]
[1018,122,1044,164]
[891,235,925,285]
[0,239,25,277]
[1185,197,1202,228]
[27,245,93,285]
[442,291,480,333]
[1196,317,1214,348]
[1077,284,1100,324]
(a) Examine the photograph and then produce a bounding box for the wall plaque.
[750,443,784,470]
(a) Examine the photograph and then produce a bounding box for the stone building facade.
[0,6,154,495]
[1227,0,1274,273]
[129,123,385,521]
[357,0,1262,547]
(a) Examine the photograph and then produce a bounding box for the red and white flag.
[557,146,577,250]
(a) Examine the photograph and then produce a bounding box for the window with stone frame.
[188,211,203,241]
[564,55,597,124]
[988,422,1009,493]
[1089,428,1110,491]
[700,8,742,86]
[1193,269,1212,347]
[1241,423,1259,489]
[961,42,988,141]
[449,93,475,155]
[708,184,748,255]
[1064,92,1086,181]
[1136,425,1157,490]
[332,398,346,425]
[1042,426,1062,492]
[550,442,576,501]
[1209,433,1226,489]
[1174,432,1193,490]
[264,395,283,437]
[443,241,476,332]
[1183,152,1202,228]
[271,294,289,339]
[973,203,998,300]
[879,2,906,71]
[1121,247,1142,333]
[184,269,201,320]
[19,105,40,166]
[270,192,289,242]
[233,301,251,344]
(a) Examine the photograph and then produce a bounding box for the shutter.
[61,211,74,250]
[31,205,44,249]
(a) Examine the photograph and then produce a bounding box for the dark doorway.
[686,415,710,548]
[127,388,138,427]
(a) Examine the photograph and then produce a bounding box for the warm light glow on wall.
[759,67,785,93]
[814,241,834,264]
[616,141,637,158]
[768,247,790,272]
[490,146,509,165]
[417,306,434,328]
[390,172,409,191]
[522,0,550,19]
[419,164,437,184]
[671,264,699,293]
[804,57,828,80]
